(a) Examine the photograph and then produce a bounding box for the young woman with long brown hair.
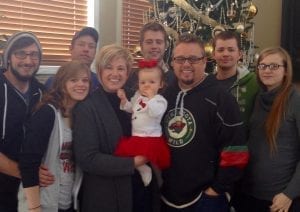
[19,60,90,212]
[234,47,300,212]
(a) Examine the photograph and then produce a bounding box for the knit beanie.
[2,32,42,70]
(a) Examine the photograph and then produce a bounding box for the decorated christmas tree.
[145,0,258,72]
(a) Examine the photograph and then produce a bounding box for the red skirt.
[115,136,170,169]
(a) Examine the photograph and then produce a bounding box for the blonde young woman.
[19,61,90,212]
[234,47,300,212]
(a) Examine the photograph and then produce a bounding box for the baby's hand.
[141,89,156,99]
[117,89,126,100]
[117,89,128,106]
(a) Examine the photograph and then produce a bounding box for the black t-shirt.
[210,73,237,92]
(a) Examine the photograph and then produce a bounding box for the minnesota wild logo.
[164,108,196,147]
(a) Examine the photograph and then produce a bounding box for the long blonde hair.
[256,47,293,152]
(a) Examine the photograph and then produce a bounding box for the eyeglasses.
[173,56,205,64]
[257,63,285,71]
[13,51,40,60]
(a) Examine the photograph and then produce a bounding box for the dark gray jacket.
[73,86,160,212]
[242,87,300,201]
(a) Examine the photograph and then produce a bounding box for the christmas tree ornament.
[236,23,245,33]
[245,2,258,20]
[181,21,191,30]
[164,25,179,41]
[167,6,177,19]
[159,12,167,21]
[205,6,212,16]
[226,2,236,20]
[212,25,225,37]
[133,46,143,58]
[171,0,218,26]
[254,53,260,62]
[204,42,214,58]
[240,32,248,39]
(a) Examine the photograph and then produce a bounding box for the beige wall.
[97,0,122,47]
[97,0,282,51]
[253,0,282,51]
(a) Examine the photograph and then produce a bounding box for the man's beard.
[181,79,194,86]
[10,65,38,82]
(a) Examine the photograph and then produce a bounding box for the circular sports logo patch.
[164,108,196,147]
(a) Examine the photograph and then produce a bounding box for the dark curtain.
[281,0,300,81]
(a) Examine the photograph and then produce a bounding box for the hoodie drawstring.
[2,83,7,141]
[38,88,43,102]
[174,91,187,118]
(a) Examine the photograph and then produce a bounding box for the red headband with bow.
[138,59,158,69]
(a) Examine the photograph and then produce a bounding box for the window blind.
[122,0,153,62]
[0,0,88,65]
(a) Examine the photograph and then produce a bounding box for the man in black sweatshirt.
[0,32,44,211]
[161,33,249,212]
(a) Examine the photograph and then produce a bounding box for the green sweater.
[230,67,259,125]
[211,66,259,126]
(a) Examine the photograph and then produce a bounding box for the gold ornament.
[246,3,258,20]
[212,25,225,38]
[181,21,191,30]
[133,45,143,58]
[240,32,248,39]
[204,42,214,58]
[164,26,179,41]
[236,23,245,33]
[254,53,260,62]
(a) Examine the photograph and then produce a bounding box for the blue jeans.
[161,193,229,212]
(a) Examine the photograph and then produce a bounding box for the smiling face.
[51,61,91,110]
[257,53,286,91]
[172,42,207,90]
[99,57,129,93]
[70,35,97,67]
[65,71,90,107]
[8,43,40,82]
